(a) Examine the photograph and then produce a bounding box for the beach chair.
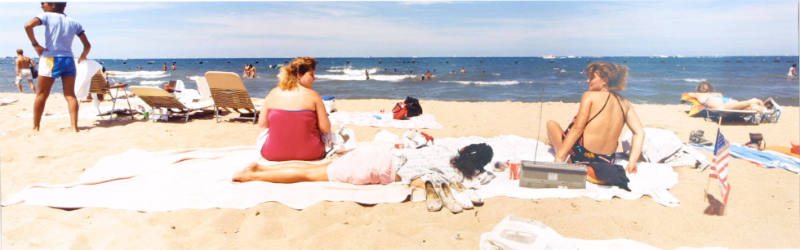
[88,70,134,120]
[680,94,762,125]
[204,71,258,123]
[129,86,203,122]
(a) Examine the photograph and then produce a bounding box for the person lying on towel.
[233,143,494,212]
[234,143,491,186]
[257,57,331,161]
[546,61,645,174]
[683,81,770,112]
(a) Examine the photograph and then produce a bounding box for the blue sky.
[1,1,797,58]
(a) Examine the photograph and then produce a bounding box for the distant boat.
[566,55,576,58]
[147,61,154,64]
[542,55,556,59]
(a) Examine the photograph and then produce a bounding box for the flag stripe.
[710,128,731,208]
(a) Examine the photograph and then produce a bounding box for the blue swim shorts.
[38,57,76,78]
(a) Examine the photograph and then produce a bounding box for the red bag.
[392,102,407,120]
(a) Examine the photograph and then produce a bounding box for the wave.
[683,78,707,83]
[316,74,416,82]
[325,66,381,74]
[108,70,170,80]
[139,80,167,86]
[440,80,521,85]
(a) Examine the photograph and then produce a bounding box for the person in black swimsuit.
[546,62,645,173]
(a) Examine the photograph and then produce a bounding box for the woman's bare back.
[581,91,629,155]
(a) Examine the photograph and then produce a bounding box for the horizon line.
[6,55,799,60]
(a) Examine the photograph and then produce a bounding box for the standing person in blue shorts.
[24,2,91,132]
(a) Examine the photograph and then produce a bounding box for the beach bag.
[30,65,38,79]
[745,133,765,150]
[392,102,407,120]
[404,96,423,117]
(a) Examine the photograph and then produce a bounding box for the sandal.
[424,181,442,212]
[690,130,713,146]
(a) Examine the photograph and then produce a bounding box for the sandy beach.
[1,91,798,249]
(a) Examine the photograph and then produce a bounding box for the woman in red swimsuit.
[546,62,645,173]
[256,57,331,161]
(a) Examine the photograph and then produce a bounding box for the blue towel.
[691,143,799,173]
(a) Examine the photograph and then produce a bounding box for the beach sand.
[1,92,798,249]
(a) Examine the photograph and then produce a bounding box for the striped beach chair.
[204,71,258,123]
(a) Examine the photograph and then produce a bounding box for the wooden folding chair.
[204,71,258,123]
[89,71,134,120]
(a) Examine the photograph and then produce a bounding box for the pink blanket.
[2,146,411,211]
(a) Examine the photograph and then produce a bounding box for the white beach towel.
[401,135,680,207]
[480,215,659,249]
[74,59,103,99]
[329,111,443,129]
[2,135,679,211]
[622,128,683,163]
[2,146,410,211]
[0,97,18,105]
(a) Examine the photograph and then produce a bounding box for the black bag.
[587,162,631,191]
[30,65,38,79]
[404,96,422,117]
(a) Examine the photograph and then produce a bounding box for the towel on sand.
[401,135,681,207]
[329,111,443,129]
[480,215,658,249]
[2,135,680,211]
[0,97,17,105]
[691,143,800,173]
[2,146,411,211]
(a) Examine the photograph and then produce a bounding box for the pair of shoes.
[690,130,713,146]
[424,181,442,212]
[424,181,462,213]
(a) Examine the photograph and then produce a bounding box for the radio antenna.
[534,83,544,163]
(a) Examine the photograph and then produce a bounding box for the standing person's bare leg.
[61,76,79,132]
[33,76,55,131]
[28,79,36,93]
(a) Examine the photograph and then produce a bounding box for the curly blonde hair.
[278,57,317,90]
[586,61,629,92]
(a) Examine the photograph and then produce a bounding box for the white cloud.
[6,1,794,58]
[68,2,171,16]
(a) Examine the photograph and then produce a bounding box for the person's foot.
[232,171,251,182]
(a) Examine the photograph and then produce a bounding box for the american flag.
[709,128,731,207]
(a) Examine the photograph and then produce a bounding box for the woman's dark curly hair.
[450,143,493,179]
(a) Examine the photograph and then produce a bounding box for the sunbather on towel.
[257,57,331,161]
[232,143,493,188]
[546,62,645,173]
[684,81,768,112]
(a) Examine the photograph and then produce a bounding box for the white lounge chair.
[130,86,210,122]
